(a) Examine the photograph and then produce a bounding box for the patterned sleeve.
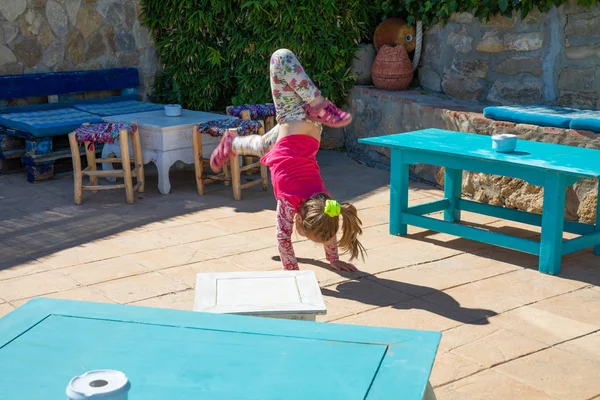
[276,198,299,270]
[324,235,339,263]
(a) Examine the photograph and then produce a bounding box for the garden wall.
[0,0,158,102]
[419,2,600,108]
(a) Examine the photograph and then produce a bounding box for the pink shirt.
[260,134,329,210]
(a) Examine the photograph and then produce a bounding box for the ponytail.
[338,202,366,261]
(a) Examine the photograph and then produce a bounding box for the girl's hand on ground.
[329,260,358,272]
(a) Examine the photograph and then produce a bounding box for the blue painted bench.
[359,129,600,275]
[0,68,158,182]
[0,298,440,399]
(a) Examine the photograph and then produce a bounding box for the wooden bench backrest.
[0,68,140,102]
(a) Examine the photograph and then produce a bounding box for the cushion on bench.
[196,119,263,137]
[569,112,600,132]
[228,104,276,119]
[483,105,584,128]
[73,100,164,116]
[0,107,103,138]
[75,122,137,144]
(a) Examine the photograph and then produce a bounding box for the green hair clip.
[324,199,341,218]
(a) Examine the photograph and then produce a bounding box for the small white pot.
[492,134,517,153]
[164,104,182,117]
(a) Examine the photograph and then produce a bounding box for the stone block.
[477,30,507,53]
[504,32,543,51]
[45,0,68,37]
[447,28,472,53]
[565,44,600,59]
[13,37,43,68]
[76,3,102,39]
[493,56,542,76]
[351,43,375,85]
[487,77,542,104]
[482,15,516,29]
[65,30,85,65]
[0,0,27,21]
[0,45,17,67]
[42,39,65,67]
[442,70,483,102]
[418,67,442,92]
[558,67,595,92]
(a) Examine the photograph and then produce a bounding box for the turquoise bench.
[0,68,159,182]
[360,129,600,275]
[0,298,440,399]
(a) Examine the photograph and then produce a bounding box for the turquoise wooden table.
[0,298,440,399]
[359,129,600,275]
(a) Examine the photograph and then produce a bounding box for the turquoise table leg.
[595,179,600,256]
[443,168,462,223]
[390,148,409,236]
[539,174,567,274]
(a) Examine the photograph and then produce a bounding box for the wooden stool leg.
[260,164,268,191]
[192,126,205,195]
[84,141,98,193]
[230,151,241,201]
[131,127,145,193]
[241,110,253,176]
[119,129,134,204]
[68,133,83,205]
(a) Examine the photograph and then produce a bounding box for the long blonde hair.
[297,193,366,261]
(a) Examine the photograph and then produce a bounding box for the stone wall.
[419,2,600,107]
[0,0,158,99]
[345,87,600,223]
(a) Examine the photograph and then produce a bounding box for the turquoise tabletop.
[0,298,440,400]
[359,128,600,179]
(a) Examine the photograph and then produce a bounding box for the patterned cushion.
[196,119,263,137]
[483,105,585,128]
[228,104,276,119]
[0,107,103,137]
[74,101,164,116]
[75,123,137,144]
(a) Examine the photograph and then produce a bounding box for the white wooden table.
[102,109,234,194]
[194,271,327,321]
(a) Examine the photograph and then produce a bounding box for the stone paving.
[1,151,599,399]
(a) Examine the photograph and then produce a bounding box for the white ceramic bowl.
[164,104,182,117]
[492,134,517,153]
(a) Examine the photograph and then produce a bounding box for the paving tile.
[126,245,215,270]
[318,278,413,322]
[206,213,275,234]
[132,289,195,311]
[494,347,600,400]
[369,248,524,298]
[557,332,600,364]
[186,233,272,258]
[438,320,505,354]
[11,287,114,308]
[0,258,53,281]
[92,272,188,304]
[160,259,247,288]
[0,270,81,301]
[154,222,231,244]
[493,303,599,345]
[530,287,600,328]
[423,269,588,319]
[336,297,476,332]
[450,328,548,368]
[36,243,119,269]
[223,247,283,271]
[60,258,149,286]
[0,302,15,317]
[430,352,485,388]
[435,369,557,400]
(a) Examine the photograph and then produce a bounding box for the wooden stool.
[226,104,276,175]
[68,122,144,205]
[193,118,268,201]
[194,271,327,321]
